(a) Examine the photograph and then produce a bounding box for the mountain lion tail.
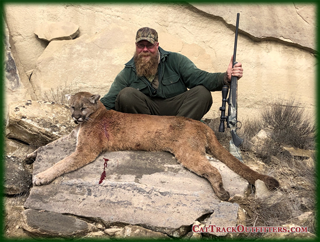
[205,128,280,190]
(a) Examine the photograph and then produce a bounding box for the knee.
[116,87,139,104]
[193,86,212,105]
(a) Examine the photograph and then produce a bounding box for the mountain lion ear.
[89,94,101,104]
[65,94,72,101]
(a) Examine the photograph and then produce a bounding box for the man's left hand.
[226,55,243,82]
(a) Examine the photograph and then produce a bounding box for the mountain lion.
[27,92,279,201]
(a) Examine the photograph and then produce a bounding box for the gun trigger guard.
[236,120,242,131]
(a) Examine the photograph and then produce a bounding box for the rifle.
[219,13,244,162]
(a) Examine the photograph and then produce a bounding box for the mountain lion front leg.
[33,146,100,186]
[174,151,230,201]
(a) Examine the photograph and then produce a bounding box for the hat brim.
[136,37,156,44]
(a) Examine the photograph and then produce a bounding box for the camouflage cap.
[135,27,158,44]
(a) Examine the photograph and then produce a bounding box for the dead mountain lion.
[27,91,279,201]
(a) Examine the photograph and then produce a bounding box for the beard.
[134,51,159,78]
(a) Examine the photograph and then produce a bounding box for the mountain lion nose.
[73,116,83,124]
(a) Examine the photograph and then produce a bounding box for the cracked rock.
[34,21,80,41]
[24,135,248,236]
[22,209,95,237]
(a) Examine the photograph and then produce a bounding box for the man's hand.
[226,55,243,82]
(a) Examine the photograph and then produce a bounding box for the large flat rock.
[24,135,248,233]
[22,209,94,237]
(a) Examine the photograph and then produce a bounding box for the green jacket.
[100,47,226,110]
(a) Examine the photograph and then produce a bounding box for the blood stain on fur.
[102,120,110,140]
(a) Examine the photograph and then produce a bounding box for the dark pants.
[115,86,212,120]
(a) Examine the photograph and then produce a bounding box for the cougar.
[27,92,279,201]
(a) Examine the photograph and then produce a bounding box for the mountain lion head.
[66,92,101,124]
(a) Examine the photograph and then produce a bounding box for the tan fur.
[28,92,279,201]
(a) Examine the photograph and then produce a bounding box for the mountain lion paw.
[33,171,55,186]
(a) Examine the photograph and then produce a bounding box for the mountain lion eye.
[81,107,86,111]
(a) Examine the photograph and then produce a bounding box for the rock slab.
[24,135,248,234]
[205,202,239,236]
[22,209,94,237]
[6,100,76,146]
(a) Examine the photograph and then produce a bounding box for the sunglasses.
[136,43,156,50]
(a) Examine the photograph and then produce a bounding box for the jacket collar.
[125,47,170,68]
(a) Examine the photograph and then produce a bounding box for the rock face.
[29,28,125,99]
[4,4,316,121]
[24,134,248,235]
[192,4,315,52]
[34,21,80,41]
[4,21,34,113]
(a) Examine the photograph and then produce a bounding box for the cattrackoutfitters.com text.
[192,224,308,233]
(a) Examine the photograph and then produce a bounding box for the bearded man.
[100,27,243,121]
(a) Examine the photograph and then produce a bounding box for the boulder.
[282,146,315,160]
[204,202,240,237]
[34,21,80,41]
[5,156,32,196]
[255,179,284,207]
[4,194,30,238]
[6,137,35,159]
[249,129,272,154]
[6,100,76,146]
[22,209,96,237]
[24,134,248,237]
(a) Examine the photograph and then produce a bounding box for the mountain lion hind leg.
[174,150,230,201]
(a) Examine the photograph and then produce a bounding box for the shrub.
[261,99,315,150]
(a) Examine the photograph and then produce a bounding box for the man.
[100,27,243,121]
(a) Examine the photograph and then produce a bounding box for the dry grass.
[236,99,316,238]
[43,82,80,106]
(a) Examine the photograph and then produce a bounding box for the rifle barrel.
[231,13,240,109]
[232,13,240,67]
